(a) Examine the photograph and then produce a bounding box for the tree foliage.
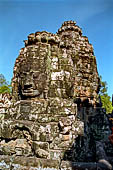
[99,76,113,114]
[0,74,11,94]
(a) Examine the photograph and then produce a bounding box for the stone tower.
[0,21,109,170]
[12,20,99,105]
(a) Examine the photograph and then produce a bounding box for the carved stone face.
[16,44,48,100]
[20,72,47,99]
[90,114,111,141]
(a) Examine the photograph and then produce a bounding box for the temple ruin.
[0,21,113,170]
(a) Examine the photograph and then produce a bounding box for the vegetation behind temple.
[99,76,113,113]
[0,74,11,94]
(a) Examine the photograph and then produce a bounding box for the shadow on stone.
[63,98,113,170]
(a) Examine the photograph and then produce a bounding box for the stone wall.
[0,21,113,170]
[0,93,84,169]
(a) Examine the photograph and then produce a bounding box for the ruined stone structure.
[0,21,113,170]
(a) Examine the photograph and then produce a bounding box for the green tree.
[0,74,11,94]
[99,76,113,113]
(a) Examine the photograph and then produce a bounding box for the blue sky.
[0,0,113,97]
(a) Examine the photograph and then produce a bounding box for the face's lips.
[22,89,41,97]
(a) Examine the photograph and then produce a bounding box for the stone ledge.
[61,161,113,170]
[0,156,60,170]
[0,155,113,170]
